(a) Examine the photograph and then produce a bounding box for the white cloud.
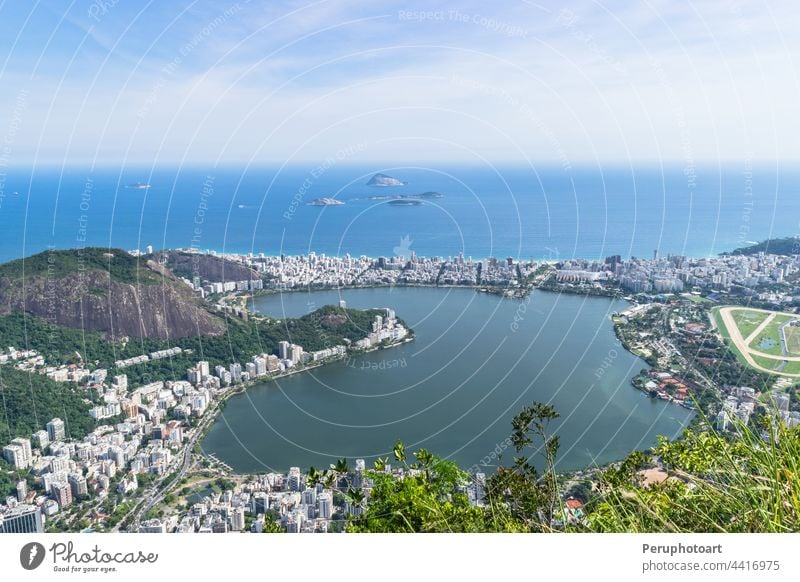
[1,0,798,163]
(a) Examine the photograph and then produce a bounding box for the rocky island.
[366,173,406,187]
[368,191,443,202]
[308,197,345,206]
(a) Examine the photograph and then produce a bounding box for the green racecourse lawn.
[748,314,795,356]
[731,309,770,340]
[712,307,750,368]
[751,355,800,376]
[712,306,800,377]
[785,325,800,355]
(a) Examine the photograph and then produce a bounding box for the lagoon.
[201,287,693,473]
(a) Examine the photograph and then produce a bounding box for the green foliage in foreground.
[589,421,800,532]
[348,449,488,533]
[347,404,800,533]
[0,366,95,441]
[348,403,564,533]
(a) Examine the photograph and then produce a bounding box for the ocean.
[1,163,798,263]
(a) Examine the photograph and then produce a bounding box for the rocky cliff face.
[0,259,226,340]
[163,251,260,283]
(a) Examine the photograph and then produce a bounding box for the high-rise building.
[230,363,242,383]
[252,492,269,514]
[52,481,73,508]
[290,345,303,364]
[285,510,303,533]
[278,341,291,360]
[12,437,32,462]
[197,361,210,378]
[47,418,66,442]
[0,505,44,533]
[186,367,202,384]
[231,507,245,531]
[287,467,302,491]
[254,357,267,376]
[114,374,128,391]
[3,443,29,469]
[32,430,49,450]
[68,472,88,498]
[16,480,27,502]
[317,492,333,519]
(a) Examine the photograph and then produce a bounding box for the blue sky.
[0,0,798,165]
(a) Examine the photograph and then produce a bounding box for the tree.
[485,402,562,531]
[347,446,487,533]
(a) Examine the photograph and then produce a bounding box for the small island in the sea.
[367,173,407,187]
[308,197,345,206]
[126,182,151,190]
[369,191,443,202]
[388,199,423,206]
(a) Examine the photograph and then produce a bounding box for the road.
[117,398,223,531]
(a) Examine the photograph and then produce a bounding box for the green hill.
[0,248,225,339]
[0,366,95,442]
[725,237,800,256]
[0,247,162,285]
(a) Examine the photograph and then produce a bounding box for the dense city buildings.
[168,247,798,303]
[1,244,799,533]
[0,287,410,533]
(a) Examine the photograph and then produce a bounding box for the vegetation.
[348,403,563,532]
[345,402,800,533]
[0,247,163,285]
[348,444,487,532]
[0,366,95,441]
[589,418,800,532]
[726,237,800,257]
[0,304,407,387]
[0,458,23,499]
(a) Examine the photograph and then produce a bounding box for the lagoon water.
[201,287,693,473]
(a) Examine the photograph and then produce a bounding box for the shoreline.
[202,286,667,476]
[197,334,416,456]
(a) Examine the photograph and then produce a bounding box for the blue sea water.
[0,163,798,262]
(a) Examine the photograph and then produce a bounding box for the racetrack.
[717,306,800,377]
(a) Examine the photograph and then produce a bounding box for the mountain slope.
[160,250,260,283]
[0,248,225,339]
